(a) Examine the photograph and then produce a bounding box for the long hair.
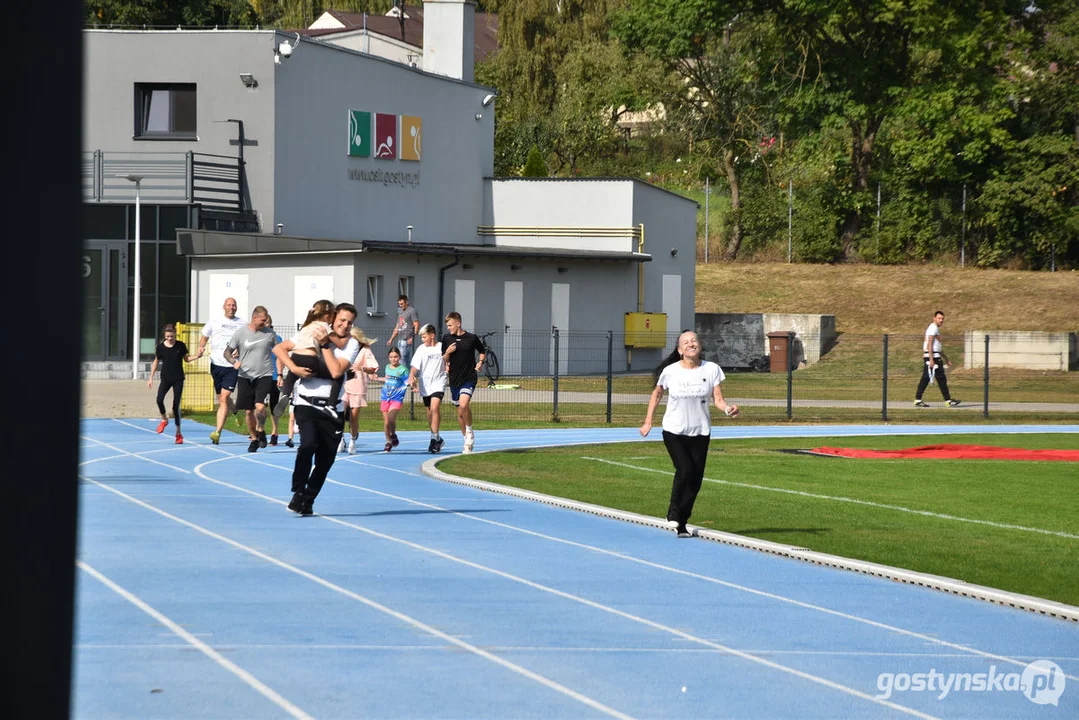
[302,299,335,327]
[652,329,694,383]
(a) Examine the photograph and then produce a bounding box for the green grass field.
[437,433,1079,606]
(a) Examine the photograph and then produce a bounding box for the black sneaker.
[947,399,961,407]
[427,438,437,453]
[269,434,278,446]
[299,499,314,516]
[285,438,294,448]
[433,437,444,453]
[913,400,929,408]
[257,430,268,449]
[391,432,400,448]
[287,493,304,513]
[676,524,692,538]
[384,441,393,453]
[248,439,259,453]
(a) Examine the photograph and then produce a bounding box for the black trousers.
[156,378,184,426]
[915,357,951,401]
[662,430,712,525]
[291,405,344,500]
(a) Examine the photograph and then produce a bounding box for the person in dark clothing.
[440,311,486,454]
[148,323,194,443]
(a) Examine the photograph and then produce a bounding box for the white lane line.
[77,560,313,720]
[339,460,1079,681]
[583,457,1079,539]
[83,475,635,720]
[179,465,935,719]
[77,438,193,474]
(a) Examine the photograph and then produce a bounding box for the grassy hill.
[696,263,1079,335]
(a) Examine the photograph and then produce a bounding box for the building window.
[135,83,197,139]
[398,276,414,302]
[366,275,384,315]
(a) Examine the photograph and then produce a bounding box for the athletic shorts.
[343,390,367,409]
[422,391,444,408]
[449,383,475,404]
[265,383,280,411]
[380,399,403,413]
[235,376,275,411]
[210,364,239,395]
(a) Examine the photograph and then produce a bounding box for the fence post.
[704,177,710,264]
[786,331,794,420]
[882,334,889,422]
[552,327,560,422]
[606,330,613,424]
[983,334,990,418]
[409,389,415,421]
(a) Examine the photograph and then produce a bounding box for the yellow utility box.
[176,322,216,414]
[625,312,668,348]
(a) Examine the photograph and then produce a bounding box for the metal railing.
[83,150,245,212]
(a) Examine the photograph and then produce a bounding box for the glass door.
[82,242,128,360]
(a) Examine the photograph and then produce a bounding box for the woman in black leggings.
[148,324,194,443]
[640,331,739,537]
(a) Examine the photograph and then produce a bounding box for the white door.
[293,275,334,331]
[453,279,475,331]
[550,282,569,375]
[209,274,249,321]
[662,274,682,353]
[503,281,523,376]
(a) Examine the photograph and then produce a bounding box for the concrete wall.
[963,331,1077,371]
[274,38,495,243]
[696,313,837,370]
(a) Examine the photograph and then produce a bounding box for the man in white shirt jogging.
[196,297,247,444]
[914,310,960,408]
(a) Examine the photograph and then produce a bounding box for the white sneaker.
[463,431,474,453]
[347,437,356,455]
[337,436,346,453]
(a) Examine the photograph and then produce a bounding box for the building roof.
[177,230,651,263]
[302,6,500,61]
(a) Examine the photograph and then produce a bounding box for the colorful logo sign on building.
[348,110,421,162]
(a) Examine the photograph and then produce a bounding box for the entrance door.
[83,242,128,361]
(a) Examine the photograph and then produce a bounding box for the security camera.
[279,40,293,58]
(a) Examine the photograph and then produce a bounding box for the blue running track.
[75,420,1079,719]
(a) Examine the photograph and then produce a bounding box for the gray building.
[83,0,697,374]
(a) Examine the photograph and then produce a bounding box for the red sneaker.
[156,420,168,434]
[175,434,184,444]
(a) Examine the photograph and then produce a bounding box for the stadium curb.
[420,456,1079,623]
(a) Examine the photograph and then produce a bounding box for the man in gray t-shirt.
[225,305,278,451]
[387,294,420,367]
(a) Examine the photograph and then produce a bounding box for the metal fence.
[176,324,1077,424]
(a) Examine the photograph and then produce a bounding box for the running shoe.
[427,438,437,453]
[210,430,221,445]
[248,439,259,453]
[676,525,692,538]
[946,399,961,407]
[433,437,444,453]
[913,400,929,408]
[175,434,184,444]
[384,441,393,453]
[463,430,474,453]
[391,432,400,448]
[337,436,347,453]
[287,492,304,513]
[257,430,267,449]
[285,438,294,448]
[156,420,168,434]
[269,434,278,446]
[300,499,314,516]
[347,437,357,455]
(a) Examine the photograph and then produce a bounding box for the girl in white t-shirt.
[640,331,739,538]
[408,324,449,453]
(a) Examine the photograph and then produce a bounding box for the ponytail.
[652,329,695,383]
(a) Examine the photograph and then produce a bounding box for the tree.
[521,145,549,176]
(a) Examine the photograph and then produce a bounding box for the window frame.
[134,83,198,140]
[397,275,414,303]
[365,274,384,316]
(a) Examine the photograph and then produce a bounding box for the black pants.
[156,378,184,427]
[915,357,951,401]
[291,405,344,501]
[662,431,712,525]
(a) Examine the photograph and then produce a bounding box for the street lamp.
[121,174,144,380]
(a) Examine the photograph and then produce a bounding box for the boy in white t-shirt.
[408,324,449,453]
[914,310,959,408]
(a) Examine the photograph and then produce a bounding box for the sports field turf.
[439,433,1079,606]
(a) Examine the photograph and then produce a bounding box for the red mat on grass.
[807,444,1079,461]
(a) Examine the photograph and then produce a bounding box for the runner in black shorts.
[440,312,486,454]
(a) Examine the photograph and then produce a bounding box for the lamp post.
[122,174,144,380]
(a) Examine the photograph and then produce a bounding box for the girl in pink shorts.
[342,328,379,454]
[378,347,409,452]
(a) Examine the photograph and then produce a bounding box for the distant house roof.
[302,6,500,62]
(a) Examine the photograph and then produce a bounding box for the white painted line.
[83,476,636,720]
[584,456,1079,539]
[421,458,1079,625]
[77,560,313,720]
